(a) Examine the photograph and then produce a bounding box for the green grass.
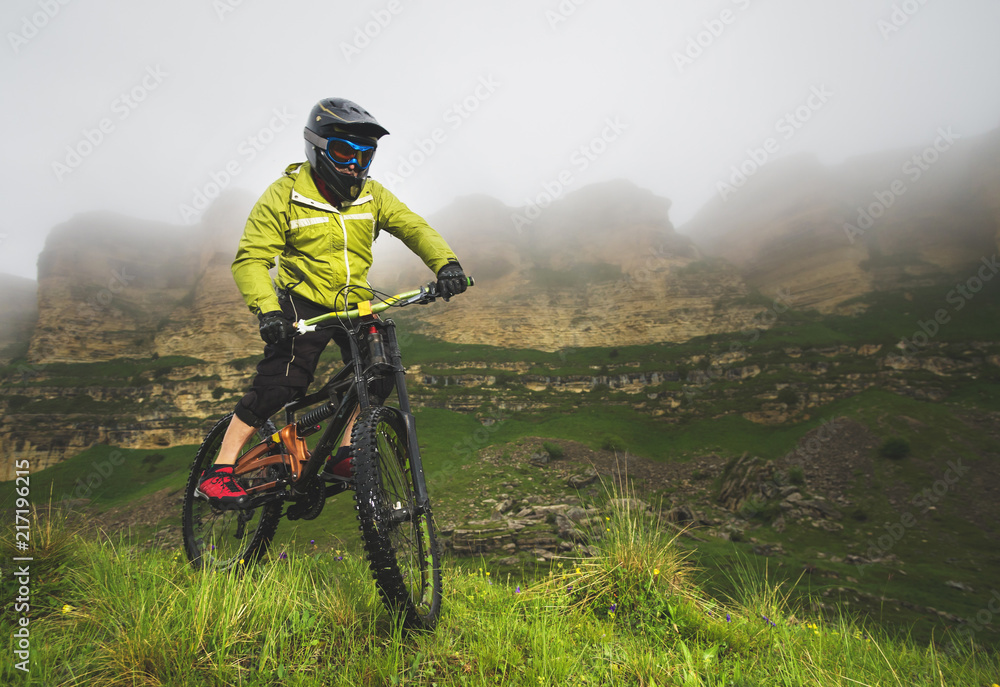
[4,396,133,415]
[371,324,763,377]
[3,381,997,664]
[474,404,834,463]
[759,285,1000,350]
[0,444,195,514]
[2,498,996,686]
[0,355,205,386]
[5,289,1000,673]
[378,284,1000,383]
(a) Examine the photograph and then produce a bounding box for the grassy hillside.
[2,499,997,686]
[4,381,998,652]
[3,285,999,657]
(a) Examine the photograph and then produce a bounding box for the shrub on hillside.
[776,388,799,406]
[153,366,173,379]
[740,496,781,524]
[878,437,911,460]
[542,442,564,460]
[493,372,519,388]
[601,435,626,452]
[786,465,805,486]
[142,453,165,468]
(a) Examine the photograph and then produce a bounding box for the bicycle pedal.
[193,487,247,511]
[319,469,355,484]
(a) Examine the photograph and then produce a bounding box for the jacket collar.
[285,162,372,211]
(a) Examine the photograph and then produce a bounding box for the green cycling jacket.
[232,162,458,315]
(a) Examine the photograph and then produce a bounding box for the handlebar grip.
[466,276,475,287]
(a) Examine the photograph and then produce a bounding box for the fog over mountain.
[13,114,1000,366]
[2,0,1000,280]
[680,127,1000,312]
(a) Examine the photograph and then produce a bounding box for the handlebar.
[294,277,474,335]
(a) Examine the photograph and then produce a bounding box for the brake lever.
[427,276,473,303]
[294,320,317,335]
[418,281,439,304]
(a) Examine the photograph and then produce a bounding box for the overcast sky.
[2,0,999,280]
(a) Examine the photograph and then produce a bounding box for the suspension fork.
[383,320,431,510]
[349,327,371,410]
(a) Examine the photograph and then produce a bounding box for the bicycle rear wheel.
[182,413,283,571]
[351,406,441,629]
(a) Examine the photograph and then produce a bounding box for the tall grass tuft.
[533,470,692,624]
[1,499,81,618]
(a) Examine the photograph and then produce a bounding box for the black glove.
[436,262,467,300]
[258,311,296,345]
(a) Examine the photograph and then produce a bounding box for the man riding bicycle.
[197,97,467,508]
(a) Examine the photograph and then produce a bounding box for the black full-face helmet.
[304,98,389,204]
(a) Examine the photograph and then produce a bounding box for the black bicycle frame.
[277,316,432,512]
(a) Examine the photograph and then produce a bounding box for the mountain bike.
[180,278,472,629]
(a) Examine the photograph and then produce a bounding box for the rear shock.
[296,401,338,436]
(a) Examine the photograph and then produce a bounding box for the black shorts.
[234,292,354,428]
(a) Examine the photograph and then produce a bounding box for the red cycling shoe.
[322,446,354,479]
[195,465,248,508]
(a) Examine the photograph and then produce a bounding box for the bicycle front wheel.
[351,406,441,629]
[182,413,283,571]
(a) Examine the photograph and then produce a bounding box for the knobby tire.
[351,406,442,629]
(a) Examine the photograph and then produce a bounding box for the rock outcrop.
[681,128,1000,313]
[27,191,259,365]
[387,181,768,351]
[0,360,251,479]
[23,182,775,363]
[445,499,603,559]
[0,274,37,364]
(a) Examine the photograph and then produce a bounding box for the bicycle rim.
[352,406,441,628]
[182,413,282,571]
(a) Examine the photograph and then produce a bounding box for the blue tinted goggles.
[305,129,376,169]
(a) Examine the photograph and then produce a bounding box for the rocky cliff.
[1,180,778,478]
[680,128,1000,312]
[23,181,769,364]
[6,134,1000,478]
[0,274,37,364]
[26,192,259,365]
[379,181,767,351]
[0,360,253,479]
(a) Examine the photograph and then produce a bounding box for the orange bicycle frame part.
[232,423,312,495]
